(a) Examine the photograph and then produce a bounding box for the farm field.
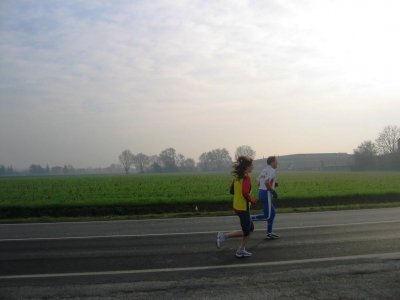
[1,171,400,211]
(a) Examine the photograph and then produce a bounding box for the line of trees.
[0,165,13,176]
[4,124,398,177]
[0,144,257,176]
[28,164,51,175]
[118,145,257,174]
[118,148,196,174]
[353,125,400,170]
[0,164,126,176]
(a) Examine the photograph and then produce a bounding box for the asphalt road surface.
[1,207,400,299]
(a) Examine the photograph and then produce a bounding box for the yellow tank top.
[232,175,251,211]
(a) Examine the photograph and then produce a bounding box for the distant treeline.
[117,147,241,175]
[0,145,253,176]
[352,152,400,171]
[0,165,13,176]
[0,164,129,176]
[2,124,400,176]
[352,125,400,171]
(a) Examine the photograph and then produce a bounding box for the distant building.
[254,153,354,171]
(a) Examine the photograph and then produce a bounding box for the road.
[1,207,400,299]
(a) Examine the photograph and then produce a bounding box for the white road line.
[1,207,398,226]
[1,220,399,242]
[1,252,399,280]
[0,215,238,226]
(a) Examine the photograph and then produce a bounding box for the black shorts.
[235,210,254,236]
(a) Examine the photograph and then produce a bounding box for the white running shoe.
[216,232,225,249]
[265,232,280,239]
[236,249,252,258]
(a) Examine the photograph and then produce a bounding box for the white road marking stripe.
[0,220,399,242]
[1,207,398,226]
[1,252,399,280]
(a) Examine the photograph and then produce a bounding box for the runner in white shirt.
[252,156,280,239]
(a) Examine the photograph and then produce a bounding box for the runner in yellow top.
[216,156,257,258]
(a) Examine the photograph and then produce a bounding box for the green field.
[1,171,400,210]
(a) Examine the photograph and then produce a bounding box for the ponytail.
[231,156,253,179]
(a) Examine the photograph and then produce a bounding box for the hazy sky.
[1,0,400,169]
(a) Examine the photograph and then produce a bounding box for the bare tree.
[29,164,45,175]
[174,153,195,172]
[63,165,69,174]
[210,148,232,171]
[0,165,6,175]
[67,164,75,174]
[133,153,149,173]
[235,145,256,159]
[183,158,195,172]
[148,155,162,173]
[176,153,186,169]
[0,165,13,175]
[198,151,213,171]
[354,140,378,156]
[118,149,134,174]
[353,140,378,170]
[159,148,178,172]
[148,155,161,165]
[6,165,13,175]
[376,125,400,154]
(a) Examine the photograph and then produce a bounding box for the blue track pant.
[253,189,276,234]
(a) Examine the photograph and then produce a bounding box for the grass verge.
[1,202,399,224]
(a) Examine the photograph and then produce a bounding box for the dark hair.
[267,156,276,165]
[231,156,253,179]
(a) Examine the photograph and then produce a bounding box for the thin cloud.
[1,0,399,168]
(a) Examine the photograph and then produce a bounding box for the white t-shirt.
[257,166,276,190]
